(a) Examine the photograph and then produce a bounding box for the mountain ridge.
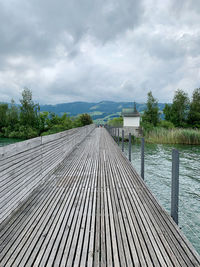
[39,101,167,124]
[1,100,168,123]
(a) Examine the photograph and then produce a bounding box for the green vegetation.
[142,91,160,127]
[39,101,166,124]
[107,89,200,145]
[162,88,200,128]
[0,88,93,140]
[108,116,123,127]
[142,89,200,144]
[188,88,200,128]
[163,89,190,127]
[145,128,200,145]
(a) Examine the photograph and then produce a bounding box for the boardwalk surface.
[0,128,200,266]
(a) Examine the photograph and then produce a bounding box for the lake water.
[122,142,200,255]
[0,138,22,147]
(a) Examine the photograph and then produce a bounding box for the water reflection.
[0,138,22,147]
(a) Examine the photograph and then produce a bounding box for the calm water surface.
[123,142,200,255]
[0,138,22,147]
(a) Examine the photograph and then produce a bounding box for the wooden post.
[122,130,124,152]
[129,133,131,162]
[141,138,144,180]
[171,149,179,225]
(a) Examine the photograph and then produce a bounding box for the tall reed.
[145,128,200,145]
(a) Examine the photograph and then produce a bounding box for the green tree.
[0,103,8,132]
[188,88,200,128]
[46,112,61,128]
[142,91,160,127]
[38,111,49,133]
[79,113,93,126]
[170,89,190,127]
[7,99,19,130]
[61,113,73,129]
[20,88,40,129]
[163,104,172,121]
[0,89,93,139]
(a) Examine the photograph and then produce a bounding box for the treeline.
[142,89,200,144]
[0,88,93,140]
[142,88,200,130]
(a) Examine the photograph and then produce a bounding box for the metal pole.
[129,133,131,162]
[171,149,179,225]
[141,138,144,180]
[122,130,124,152]
[117,128,119,145]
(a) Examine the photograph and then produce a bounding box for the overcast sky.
[0,0,200,104]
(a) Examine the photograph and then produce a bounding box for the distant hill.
[40,101,167,124]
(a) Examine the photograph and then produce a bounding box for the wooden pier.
[0,127,200,266]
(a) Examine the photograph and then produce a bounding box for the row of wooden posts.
[105,126,180,225]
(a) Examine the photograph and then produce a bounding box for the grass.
[145,128,200,145]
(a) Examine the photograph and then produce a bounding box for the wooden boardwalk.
[0,128,200,266]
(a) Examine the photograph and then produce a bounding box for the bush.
[159,120,174,129]
[79,114,93,126]
[140,121,154,135]
[108,117,123,127]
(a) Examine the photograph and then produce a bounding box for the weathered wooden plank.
[0,145,42,174]
[106,153,141,266]
[0,146,88,266]
[0,127,200,267]
[32,145,91,266]
[73,132,100,266]
[79,142,98,266]
[59,155,94,265]
[0,125,95,225]
[0,137,41,160]
[43,137,95,266]
[65,159,94,266]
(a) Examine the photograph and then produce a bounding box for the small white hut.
[121,103,141,137]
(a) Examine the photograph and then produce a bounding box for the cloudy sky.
[0,0,200,104]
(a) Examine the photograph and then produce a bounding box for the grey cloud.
[33,0,144,42]
[0,0,144,60]
[171,0,200,14]
[0,0,199,104]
